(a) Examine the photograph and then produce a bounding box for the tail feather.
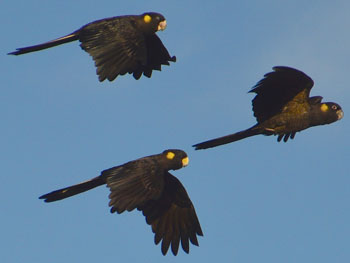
[8,33,79,55]
[39,176,105,202]
[193,126,261,150]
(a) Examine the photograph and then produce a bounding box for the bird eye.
[332,105,338,110]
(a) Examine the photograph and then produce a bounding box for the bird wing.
[138,172,203,255]
[132,34,176,79]
[308,96,323,105]
[104,158,164,214]
[250,66,314,123]
[78,17,148,82]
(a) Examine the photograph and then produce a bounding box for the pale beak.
[158,20,167,31]
[336,109,344,120]
[182,157,189,167]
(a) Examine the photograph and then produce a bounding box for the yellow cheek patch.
[321,104,329,112]
[182,157,189,167]
[166,152,175,160]
[144,15,152,23]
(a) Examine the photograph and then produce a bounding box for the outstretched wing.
[250,66,314,123]
[138,172,203,255]
[78,16,147,82]
[104,158,164,214]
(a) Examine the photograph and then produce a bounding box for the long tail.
[193,126,261,150]
[39,176,105,202]
[8,33,79,55]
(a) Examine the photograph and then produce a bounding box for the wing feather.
[103,159,164,214]
[78,16,175,82]
[78,17,147,82]
[250,66,314,123]
[138,173,202,255]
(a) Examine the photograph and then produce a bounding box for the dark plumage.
[8,12,176,82]
[39,149,202,256]
[193,66,344,150]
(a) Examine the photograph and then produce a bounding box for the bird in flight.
[193,66,344,150]
[39,149,202,256]
[9,12,176,82]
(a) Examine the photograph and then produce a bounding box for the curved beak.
[182,157,189,167]
[158,20,167,31]
[336,109,344,120]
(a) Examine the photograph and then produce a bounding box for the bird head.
[138,12,167,35]
[312,102,344,125]
[162,149,189,171]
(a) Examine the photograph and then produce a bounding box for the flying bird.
[8,12,176,82]
[193,66,344,150]
[39,149,202,256]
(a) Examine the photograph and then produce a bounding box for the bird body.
[39,149,202,256]
[193,66,343,149]
[9,12,176,82]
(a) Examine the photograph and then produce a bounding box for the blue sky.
[2,1,349,262]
